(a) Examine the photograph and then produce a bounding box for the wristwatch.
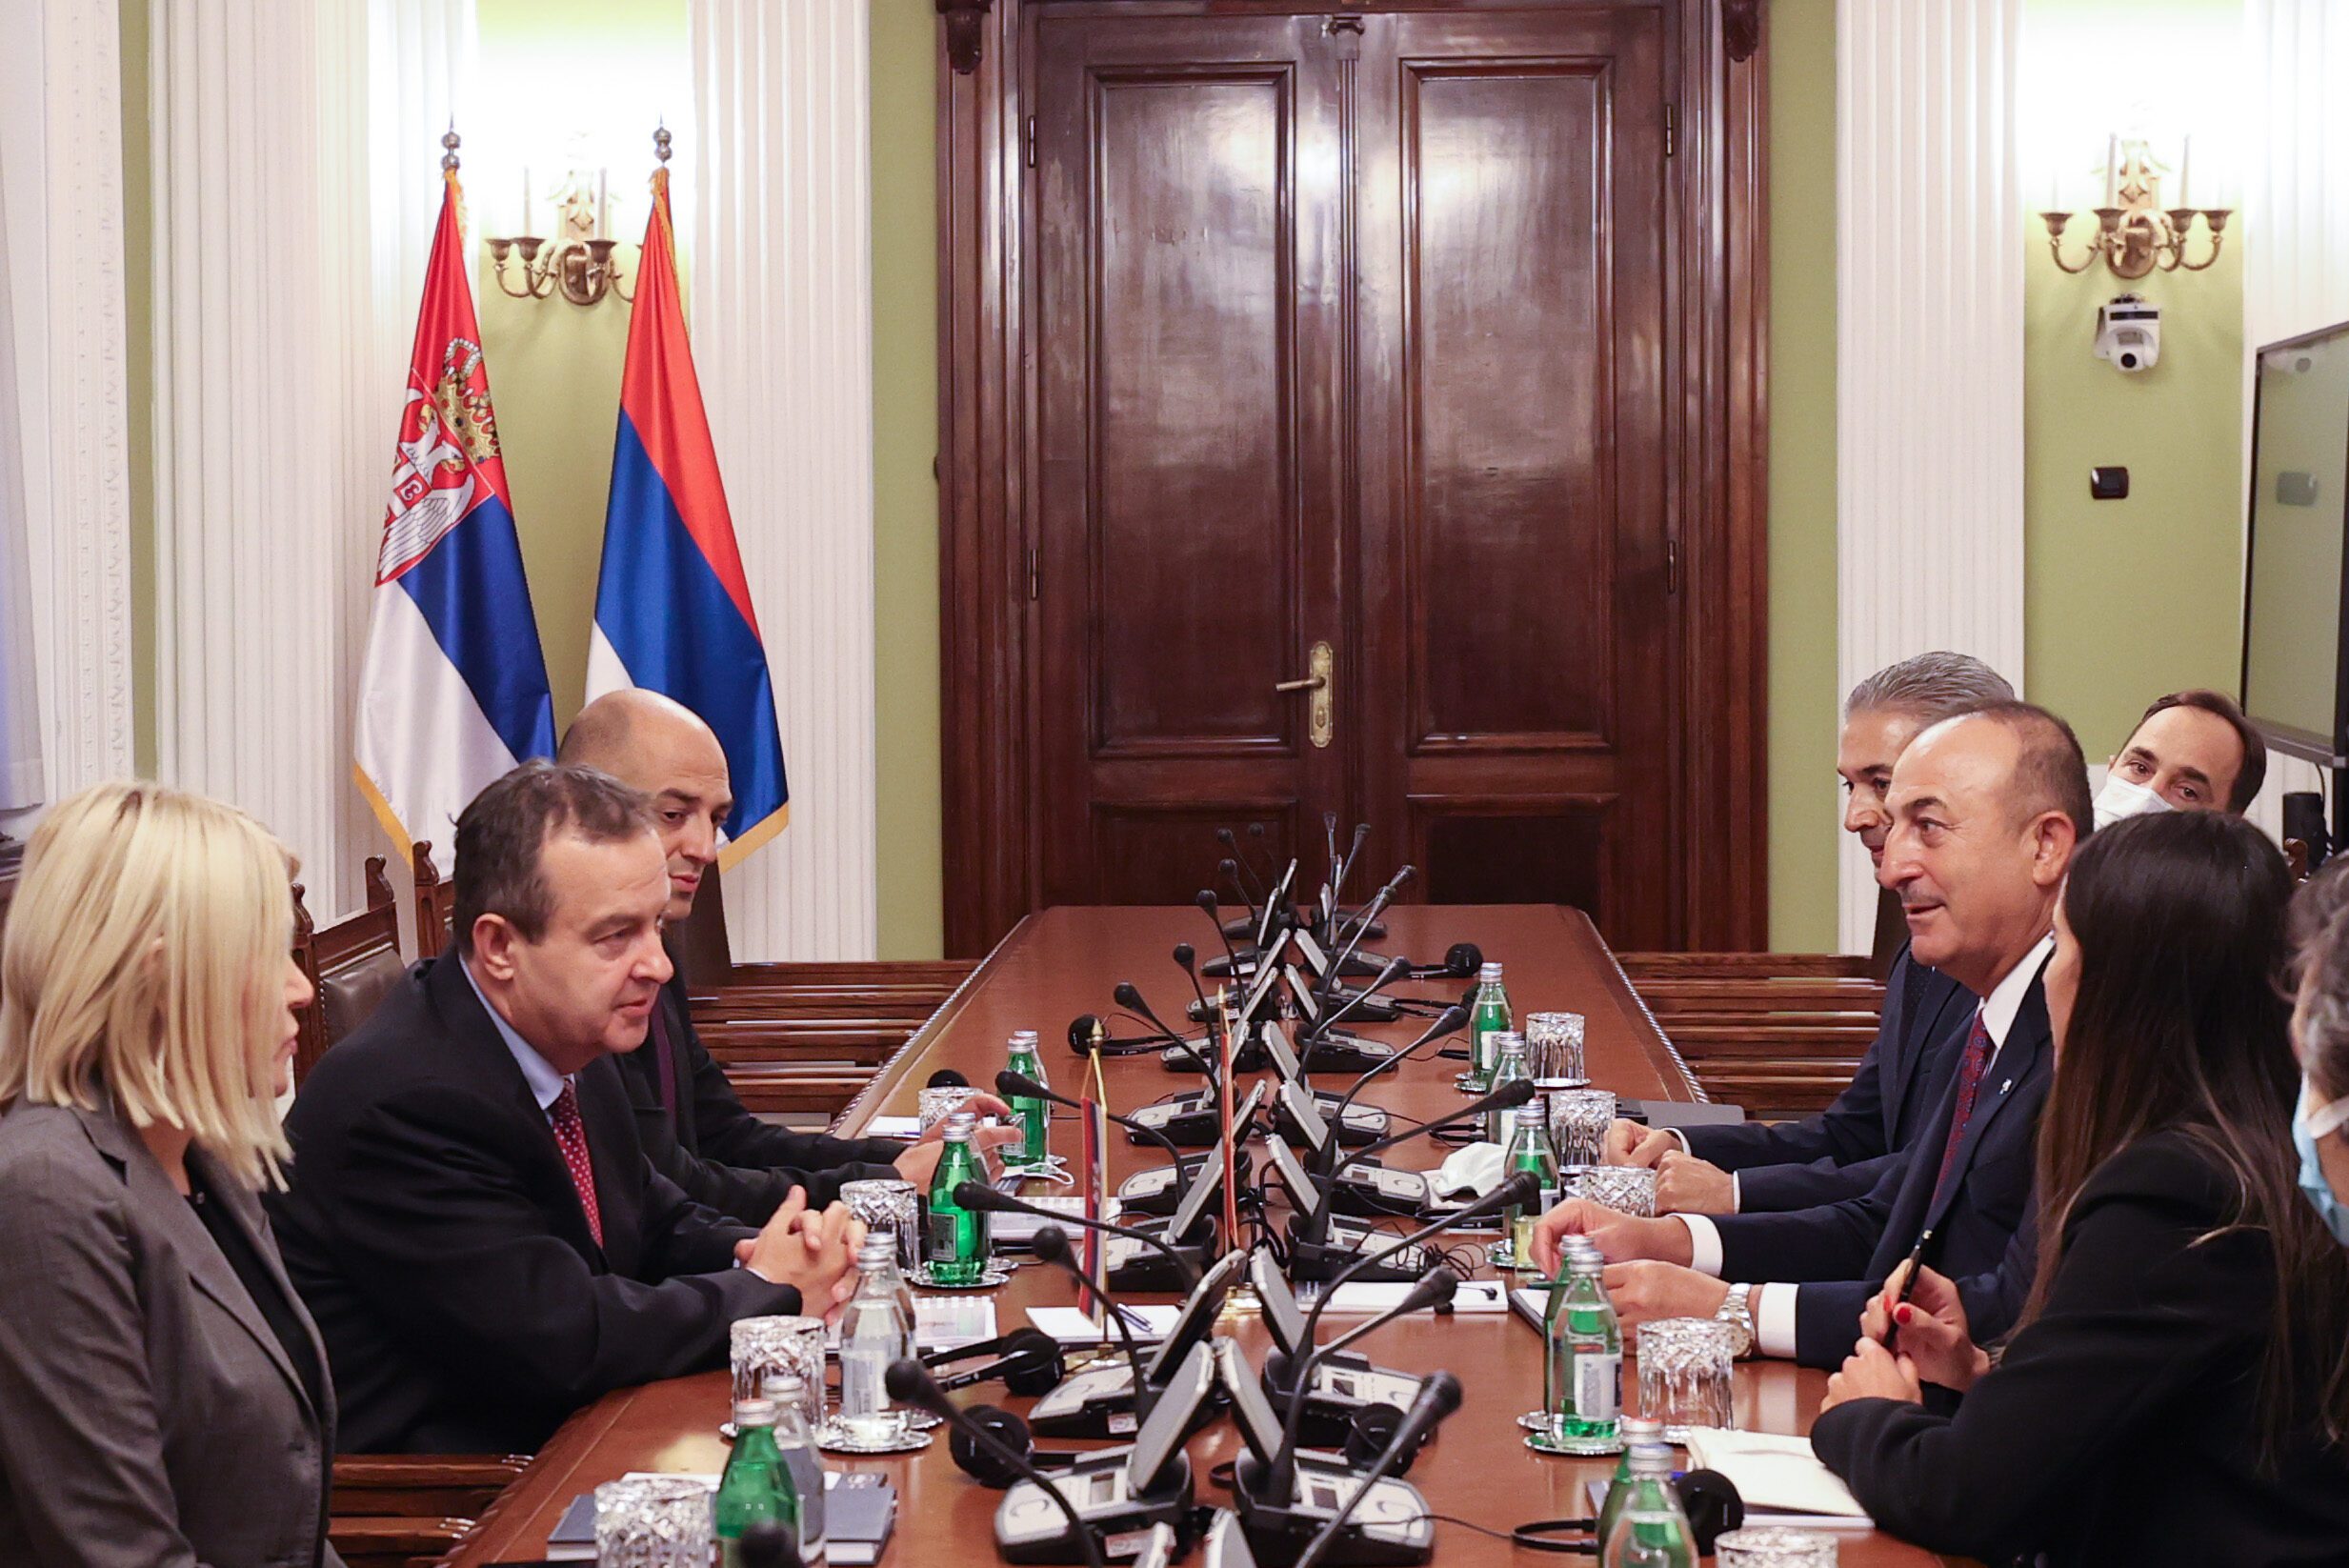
[1715,1281,1756,1358]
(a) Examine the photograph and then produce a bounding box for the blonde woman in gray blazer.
[0,782,340,1568]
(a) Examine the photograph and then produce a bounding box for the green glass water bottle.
[715,1396,801,1568]
[1601,1443,1696,1568]
[925,1116,988,1285]
[1465,961,1512,1092]
[1594,1417,1665,1548]
[1531,1236,1599,1436]
[1547,1250,1623,1455]
[1006,1030,1050,1169]
[1487,1034,1532,1141]
[1502,1100,1559,1268]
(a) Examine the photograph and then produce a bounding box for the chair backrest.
[292,858,408,1084]
[412,841,454,958]
[670,857,734,986]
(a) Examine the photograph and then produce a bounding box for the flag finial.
[653,126,673,165]
[440,128,461,173]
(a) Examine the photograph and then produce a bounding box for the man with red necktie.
[270,764,863,1453]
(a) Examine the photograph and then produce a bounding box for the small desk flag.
[586,165,788,866]
[355,172,556,868]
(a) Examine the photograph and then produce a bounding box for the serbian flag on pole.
[355,170,556,869]
[585,164,788,865]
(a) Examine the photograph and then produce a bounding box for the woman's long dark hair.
[2021,810,2349,1461]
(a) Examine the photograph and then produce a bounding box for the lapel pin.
[1998,1078,2013,1096]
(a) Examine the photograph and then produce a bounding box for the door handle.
[1276,641,1335,749]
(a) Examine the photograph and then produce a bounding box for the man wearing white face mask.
[2093,689,2266,829]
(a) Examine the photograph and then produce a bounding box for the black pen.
[1881,1227,1933,1340]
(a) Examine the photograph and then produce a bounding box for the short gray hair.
[1844,652,2015,726]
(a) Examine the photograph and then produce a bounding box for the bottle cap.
[1010,1030,1039,1053]
[1478,961,1505,982]
[1491,1032,1527,1058]
[733,1395,780,1427]
[1514,1106,1547,1133]
[941,1120,972,1144]
[1569,1251,1606,1277]
[762,1371,807,1401]
[1620,1417,1664,1441]
[857,1234,896,1268]
[1626,1442,1676,1477]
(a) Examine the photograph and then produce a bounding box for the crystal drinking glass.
[1525,1012,1588,1087]
[592,1476,712,1568]
[1568,1163,1656,1216]
[1633,1317,1737,1441]
[730,1315,827,1431]
[840,1178,923,1274]
[1549,1089,1617,1168]
[1714,1526,1838,1566]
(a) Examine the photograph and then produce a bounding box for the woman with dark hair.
[1811,810,2349,1567]
[2288,857,2349,1243]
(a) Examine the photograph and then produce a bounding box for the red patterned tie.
[548,1082,605,1248]
[1932,1011,1995,1203]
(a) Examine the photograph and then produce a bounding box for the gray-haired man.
[1609,652,2015,1216]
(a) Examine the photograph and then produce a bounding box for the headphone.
[948,1404,1093,1488]
[922,1329,1066,1399]
[1401,942,1485,982]
[1509,1469,1744,1555]
[1067,1014,1180,1057]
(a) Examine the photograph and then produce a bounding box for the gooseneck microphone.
[886,1358,1107,1568]
[1195,890,1250,976]
[1173,942,1215,1024]
[1265,1265,1459,1396]
[1298,955,1411,1043]
[1112,981,1217,1076]
[954,1180,1204,1291]
[1325,822,1373,935]
[996,1070,1190,1191]
[1314,1063,1534,1182]
[1215,829,1268,910]
[1293,1373,1463,1568]
[1269,1177,1537,1505]
[1315,864,1415,1009]
[1029,1224,1150,1384]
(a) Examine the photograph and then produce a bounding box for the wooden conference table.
[451,906,1951,1566]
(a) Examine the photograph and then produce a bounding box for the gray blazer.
[0,1098,340,1568]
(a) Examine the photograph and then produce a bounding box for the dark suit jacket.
[1710,962,2055,1366]
[1812,1130,2349,1567]
[614,974,905,1221]
[268,957,803,1454]
[1681,947,1971,1212]
[0,1100,339,1568]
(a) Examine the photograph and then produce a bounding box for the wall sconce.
[2038,134,2228,278]
[484,138,653,306]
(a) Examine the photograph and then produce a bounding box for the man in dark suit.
[269,764,864,1453]
[1536,702,2089,1367]
[1604,651,2011,1216]
[556,690,1018,1221]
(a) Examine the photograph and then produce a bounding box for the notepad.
[1313,1278,1507,1315]
[1679,1428,1875,1528]
[1029,1303,1181,1342]
[828,1296,995,1355]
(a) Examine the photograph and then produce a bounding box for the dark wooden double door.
[1029,3,1677,945]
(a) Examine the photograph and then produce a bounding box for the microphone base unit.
[1121,1208,1218,1252]
[1312,986,1402,1025]
[1230,1455,1434,1568]
[1271,1096,1387,1150]
[1201,952,1266,982]
[1322,1161,1435,1219]
[1129,1093,1245,1149]
[994,1451,1197,1565]
[1291,1033,1405,1078]
[1263,1355,1429,1452]
[1103,1232,1215,1294]
[1283,1226,1435,1284]
[1027,1361,1143,1438]
[1163,1037,1272,1074]
[1117,1152,1255,1217]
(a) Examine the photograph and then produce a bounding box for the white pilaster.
[689,0,879,961]
[2,1,137,806]
[1836,0,2027,951]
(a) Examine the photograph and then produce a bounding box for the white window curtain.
[0,159,43,815]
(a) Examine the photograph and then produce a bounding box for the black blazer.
[614,975,906,1221]
[268,957,803,1454]
[1710,963,2055,1366]
[1681,947,1971,1212]
[1811,1130,2349,1568]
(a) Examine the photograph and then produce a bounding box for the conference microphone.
[1314,864,1415,1015]
[1269,1177,1536,1505]
[955,1181,1204,1292]
[1295,955,1411,1051]
[886,1358,1108,1568]
[1324,822,1373,935]
[1174,942,1217,1027]
[1196,890,1255,978]
[1112,981,1224,1077]
[1292,1373,1463,1568]
[1313,1074,1536,1182]
[1260,1266,1458,1447]
[1064,1013,1185,1059]
[1029,1225,1151,1384]
[1268,1265,1459,1395]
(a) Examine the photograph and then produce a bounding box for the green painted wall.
[1763,0,1841,953]
[871,0,945,959]
[2019,0,2245,768]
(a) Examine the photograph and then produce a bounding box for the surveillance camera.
[2094,293,2160,374]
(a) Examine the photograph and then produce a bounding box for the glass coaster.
[1516,1410,1556,1433]
[1486,1239,1540,1271]
[1455,1073,1492,1094]
[1527,1425,1624,1457]
[815,1417,934,1456]
[910,1264,1013,1291]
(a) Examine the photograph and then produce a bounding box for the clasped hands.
[1601,1116,1736,1215]
[1820,1259,1988,1412]
[734,1189,868,1319]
